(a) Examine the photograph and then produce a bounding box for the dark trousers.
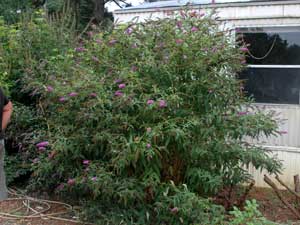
[0,139,7,200]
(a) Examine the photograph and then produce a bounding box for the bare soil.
[248,187,300,224]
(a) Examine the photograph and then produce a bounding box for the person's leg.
[0,139,7,200]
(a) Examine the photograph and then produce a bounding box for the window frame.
[235,24,300,105]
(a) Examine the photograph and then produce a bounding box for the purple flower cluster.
[67,178,75,185]
[240,47,248,52]
[147,99,167,108]
[158,100,167,108]
[108,39,117,46]
[95,39,102,44]
[56,183,65,191]
[38,147,46,152]
[191,26,199,32]
[59,97,67,102]
[75,47,86,52]
[115,90,123,97]
[83,160,90,165]
[147,99,154,105]
[176,39,184,45]
[47,86,54,92]
[118,83,126,89]
[237,111,248,116]
[176,21,183,28]
[89,93,97,98]
[92,56,99,62]
[170,207,179,213]
[131,65,138,72]
[36,141,49,148]
[69,92,78,97]
[125,27,133,35]
[114,78,122,84]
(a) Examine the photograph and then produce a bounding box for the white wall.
[114,1,300,26]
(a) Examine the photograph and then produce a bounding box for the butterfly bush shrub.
[26,10,281,223]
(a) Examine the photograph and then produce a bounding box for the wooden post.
[294,175,300,208]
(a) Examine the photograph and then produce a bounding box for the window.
[237,26,300,104]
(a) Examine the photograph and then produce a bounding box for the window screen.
[237,27,300,104]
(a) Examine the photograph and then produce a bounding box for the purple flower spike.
[147,99,154,105]
[47,86,54,92]
[38,147,46,151]
[146,143,151,148]
[36,141,49,148]
[131,65,138,72]
[32,158,39,164]
[237,111,248,116]
[59,97,67,102]
[91,177,97,181]
[118,83,126,89]
[56,183,65,191]
[114,78,122,84]
[159,100,167,108]
[67,178,76,185]
[176,39,184,45]
[191,26,199,32]
[69,92,78,97]
[108,39,117,46]
[83,160,90,165]
[279,131,288,134]
[75,47,86,52]
[92,56,99,62]
[89,93,97,97]
[114,90,123,97]
[240,47,248,52]
[125,27,133,35]
[176,21,183,28]
[95,39,102,44]
[170,207,179,213]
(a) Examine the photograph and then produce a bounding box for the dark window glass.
[238,27,300,65]
[239,68,300,104]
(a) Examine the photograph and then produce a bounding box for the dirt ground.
[1,187,300,224]
[248,187,300,224]
[0,192,86,225]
